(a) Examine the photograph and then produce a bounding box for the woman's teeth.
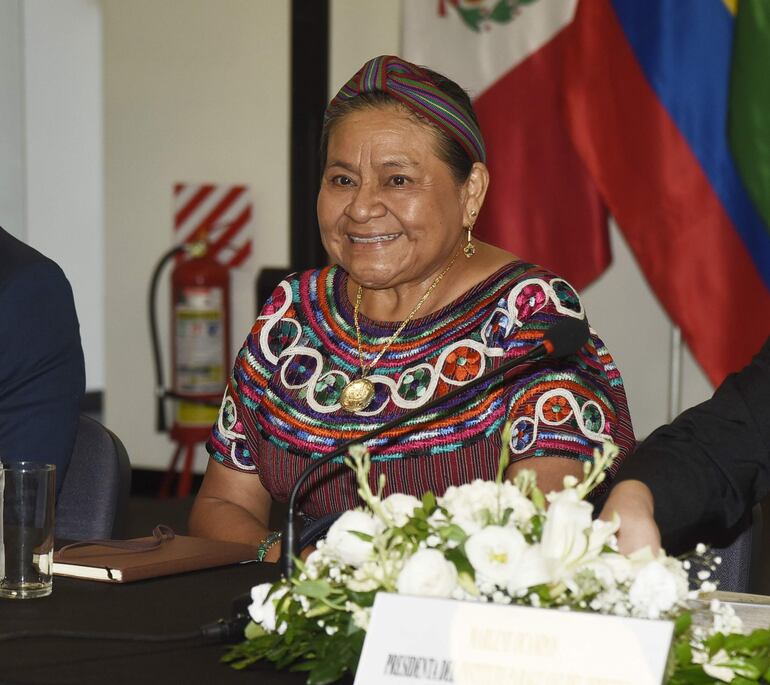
[349,234,399,244]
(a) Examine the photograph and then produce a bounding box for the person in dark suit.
[0,227,85,492]
[600,336,770,553]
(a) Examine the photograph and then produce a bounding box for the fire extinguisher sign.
[173,182,253,268]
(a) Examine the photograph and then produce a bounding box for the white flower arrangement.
[224,432,770,684]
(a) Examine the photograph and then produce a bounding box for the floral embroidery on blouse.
[206,261,635,514]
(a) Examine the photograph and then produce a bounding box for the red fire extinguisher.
[149,240,231,496]
[170,243,231,444]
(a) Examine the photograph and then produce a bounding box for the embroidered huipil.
[207,262,635,517]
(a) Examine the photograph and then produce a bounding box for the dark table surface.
[0,561,318,685]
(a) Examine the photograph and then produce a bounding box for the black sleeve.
[616,337,770,547]
[0,259,86,493]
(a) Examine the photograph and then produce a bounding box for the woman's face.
[317,105,471,291]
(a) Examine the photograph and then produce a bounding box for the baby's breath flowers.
[224,436,766,685]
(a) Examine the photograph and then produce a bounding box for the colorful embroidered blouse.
[207,261,635,518]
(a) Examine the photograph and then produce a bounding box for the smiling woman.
[188,55,636,561]
[318,106,485,303]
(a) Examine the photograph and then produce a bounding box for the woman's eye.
[390,175,408,186]
[331,175,354,186]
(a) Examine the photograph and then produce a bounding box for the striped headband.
[326,55,486,164]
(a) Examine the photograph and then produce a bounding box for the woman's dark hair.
[320,67,480,184]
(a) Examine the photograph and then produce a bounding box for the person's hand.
[599,480,661,555]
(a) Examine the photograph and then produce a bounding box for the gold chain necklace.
[339,249,461,413]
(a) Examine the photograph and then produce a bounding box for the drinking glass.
[0,462,56,599]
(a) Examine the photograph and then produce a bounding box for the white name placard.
[354,593,673,685]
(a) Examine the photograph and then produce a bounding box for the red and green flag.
[564,0,770,385]
[729,0,770,232]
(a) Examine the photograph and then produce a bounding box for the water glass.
[0,462,56,599]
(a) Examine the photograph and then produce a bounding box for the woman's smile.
[317,106,470,292]
[347,232,401,245]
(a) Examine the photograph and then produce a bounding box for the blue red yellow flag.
[565,0,770,385]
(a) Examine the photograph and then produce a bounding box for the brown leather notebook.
[52,527,260,583]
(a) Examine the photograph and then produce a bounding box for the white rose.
[540,489,594,575]
[247,583,287,633]
[465,525,528,586]
[324,510,383,567]
[381,493,422,527]
[628,560,688,619]
[396,549,458,598]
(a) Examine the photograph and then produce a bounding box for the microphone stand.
[281,315,589,577]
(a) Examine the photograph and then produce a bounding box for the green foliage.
[668,623,770,684]
[496,420,513,482]
[294,580,331,600]
[438,523,467,545]
[225,443,770,684]
[223,609,365,684]
[531,486,546,511]
[445,546,475,581]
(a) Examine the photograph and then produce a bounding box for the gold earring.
[464,225,476,258]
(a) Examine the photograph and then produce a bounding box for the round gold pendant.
[339,377,375,413]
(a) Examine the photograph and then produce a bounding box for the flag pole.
[667,325,683,422]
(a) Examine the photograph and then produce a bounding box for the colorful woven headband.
[326,55,486,164]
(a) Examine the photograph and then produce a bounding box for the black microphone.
[281,315,590,577]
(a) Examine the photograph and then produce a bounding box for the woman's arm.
[506,456,584,494]
[189,460,280,561]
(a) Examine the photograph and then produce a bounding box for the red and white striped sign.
[173,182,253,268]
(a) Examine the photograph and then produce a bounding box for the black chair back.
[687,503,763,594]
[713,503,763,594]
[55,415,131,540]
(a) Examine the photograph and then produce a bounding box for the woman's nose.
[344,182,386,223]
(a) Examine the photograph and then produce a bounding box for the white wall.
[0,1,26,241]
[0,0,105,391]
[23,0,105,392]
[329,0,402,95]
[102,0,290,470]
[330,0,712,438]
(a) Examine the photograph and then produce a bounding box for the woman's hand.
[506,456,584,496]
[189,460,273,545]
[599,480,661,555]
